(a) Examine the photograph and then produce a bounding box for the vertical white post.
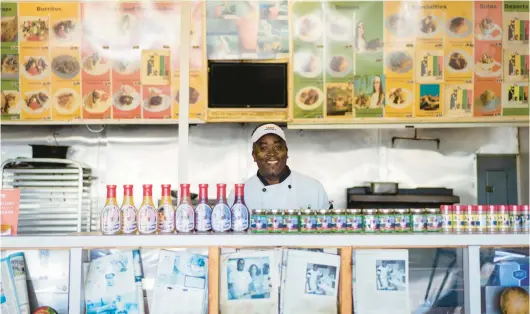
[464,245,481,314]
[69,248,83,314]
[178,1,191,185]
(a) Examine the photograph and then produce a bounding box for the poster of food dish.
[353,2,384,76]
[475,2,503,42]
[445,2,474,43]
[445,44,473,82]
[82,81,111,119]
[384,1,416,44]
[444,83,473,117]
[414,2,446,43]
[474,42,503,79]
[353,75,385,118]
[1,2,21,120]
[206,1,289,60]
[385,44,414,80]
[112,81,141,119]
[173,73,205,120]
[51,47,81,120]
[385,79,413,118]
[502,1,529,49]
[143,84,171,119]
[502,82,529,116]
[415,83,443,117]
[474,80,502,116]
[326,82,353,118]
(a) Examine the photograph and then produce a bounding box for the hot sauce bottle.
[138,184,158,234]
[212,183,231,232]
[195,184,212,232]
[101,185,121,235]
[175,184,195,233]
[120,185,137,234]
[231,183,249,232]
[158,184,175,234]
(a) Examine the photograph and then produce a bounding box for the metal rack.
[1,158,93,235]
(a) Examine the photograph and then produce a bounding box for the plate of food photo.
[23,90,50,113]
[385,51,413,74]
[52,55,80,79]
[447,17,472,39]
[447,50,472,73]
[387,88,412,109]
[296,14,323,42]
[22,56,50,80]
[418,15,441,38]
[294,52,322,78]
[328,55,352,78]
[113,85,140,111]
[143,87,170,112]
[385,14,415,38]
[83,89,110,113]
[295,87,323,111]
[54,88,80,115]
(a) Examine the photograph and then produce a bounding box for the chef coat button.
[262,188,266,192]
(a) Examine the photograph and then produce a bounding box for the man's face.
[237,259,245,271]
[313,265,318,271]
[252,134,288,184]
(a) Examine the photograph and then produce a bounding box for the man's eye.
[260,146,268,151]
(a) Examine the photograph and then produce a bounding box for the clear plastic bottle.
[176,184,195,233]
[195,184,212,233]
[212,183,231,232]
[101,185,121,235]
[231,183,249,232]
[158,184,175,234]
[138,184,158,235]
[120,184,137,235]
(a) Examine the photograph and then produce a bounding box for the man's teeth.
[267,161,279,165]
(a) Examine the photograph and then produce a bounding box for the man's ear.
[252,151,257,162]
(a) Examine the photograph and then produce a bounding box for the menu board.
[1,1,206,122]
[290,0,530,123]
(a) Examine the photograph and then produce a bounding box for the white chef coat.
[229,170,329,210]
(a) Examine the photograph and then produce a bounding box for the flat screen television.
[208,61,288,108]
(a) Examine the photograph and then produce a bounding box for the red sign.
[0,189,20,236]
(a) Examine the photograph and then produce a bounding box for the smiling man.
[230,123,329,210]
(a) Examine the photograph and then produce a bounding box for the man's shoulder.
[292,171,324,189]
[243,174,261,186]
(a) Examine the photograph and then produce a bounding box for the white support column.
[178,1,191,185]
[69,248,83,314]
[464,245,481,314]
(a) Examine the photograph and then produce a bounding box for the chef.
[230,123,329,210]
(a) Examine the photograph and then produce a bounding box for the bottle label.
[231,203,249,232]
[394,214,410,232]
[334,215,346,232]
[267,214,283,232]
[138,205,157,234]
[316,215,332,233]
[195,204,212,232]
[346,215,362,233]
[300,215,316,233]
[176,204,195,232]
[212,203,231,232]
[101,205,121,234]
[121,205,137,234]
[442,213,452,231]
[158,204,175,233]
[426,214,441,232]
[412,214,424,232]
[363,215,378,233]
[251,214,267,233]
[284,215,299,233]
[379,214,394,232]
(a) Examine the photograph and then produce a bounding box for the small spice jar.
[425,208,442,232]
[521,205,530,233]
[268,209,284,233]
[497,205,510,233]
[508,205,523,233]
[485,205,498,233]
[251,209,268,233]
[332,209,347,233]
[475,205,487,233]
[300,209,316,233]
[363,209,378,233]
[284,209,299,233]
[452,205,465,234]
[378,209,395,233]
[440,205,453,233]
[394,208,410,233]
[315,209,330,233]
[346,209,363,233]
[461,205,474,234]
[410,208,425,233]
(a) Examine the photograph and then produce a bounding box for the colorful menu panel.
[385,79,414,118]
[1,2,21,120]
[444,83,473,117]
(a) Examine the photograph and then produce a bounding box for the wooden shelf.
[0,119,206,125]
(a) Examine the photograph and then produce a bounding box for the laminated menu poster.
[502,1,529,49]
[474,80,502,116]
[444,83,474,117]
[384,43,414,80]
[383,1,416,44]
[206,1,289,60]
[414,1,446,43]
[503,47,529,82]
[85,251,140,314]
[173,73,205,120]
[502,82,529,116]
[51,47,82,120]
[354,249,410,314]
[112,81,142,119]
[82,80,112,119]
[445,43,474,82]
[353,75,384,118]
[353,2,384,76]
[474,1,503,42]
[220,250,279,314]
[1,2,21,121]
[0,189,20,236]
[385,79,414,118]
[141,49,170,86]
[416,42,444,84]
[416,83,443,117]
[1,252,30,314]
[281,250,340,314]
[151,250,208,314]
[445,1,474,43]
[474,42,503,79]
[142,84,172,119]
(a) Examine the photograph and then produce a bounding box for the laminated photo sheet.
[220,250,280,314]
[85,250,140,314]
[150,250,208,314]
[354,249,410,314]
[0,252,30,314]
[281,250,340,314]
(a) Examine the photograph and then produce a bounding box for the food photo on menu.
[353,75,385,117]
[1,54,19,79]
[1,90,21,116]
[19,16,49,42]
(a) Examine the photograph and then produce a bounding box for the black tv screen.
[208,62,288,108]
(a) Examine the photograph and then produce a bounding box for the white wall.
[0,125,522,210]
[519,127,529,204]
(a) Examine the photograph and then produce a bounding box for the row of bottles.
[100,183,249,235]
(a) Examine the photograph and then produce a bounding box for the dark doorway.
[477,155,518,205]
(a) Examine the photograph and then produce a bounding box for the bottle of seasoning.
[332,209,347,233]
[300,209,316,233]
[346,209,362,233]
[394,208,410,233]
[521,205,530,233]
[475,205,486,234]
[425,208,442,232]
[269,209,284,233]
[101,185,121,235]
[485,205,497,233]
[378,209,394,233]
[452,205,465,234]
[121,184,137,235]
[410,208,425,233]
[138,184,158,235]
[158,184,175,234]
[363,209,378,233]
[461,205,474,234]
[250,209,267,233]
[176,184,195,233]
[284,209,299,233]
[231,184,249,232]
[508,205,523,233]
[316,209,331,233]
[212,184,231,232]
[195,184,212,233]
[497,205,510,233]
[440,205,452,233]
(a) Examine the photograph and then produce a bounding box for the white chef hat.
[251,123,287,143]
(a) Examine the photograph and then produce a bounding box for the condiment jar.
[268,209,284,233]
[378,209,394,233]
[316,209,332,233]
[452,205,465,234]
[284,209,299,233]
[425,208,442,232]
[394,208,410,233]
[485,205,498,234]
[508,205,523,233]
[521,205,530,233]
[475,205,487,233]
[440,205,452,233]
[410,208,425,233]
[300,209,316,233]
[462,205,474,234]
[363,209,378,233]
[250,209,267,233]
[497,205,510,233]
[346,209,363,233]
[332,209,347,233]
